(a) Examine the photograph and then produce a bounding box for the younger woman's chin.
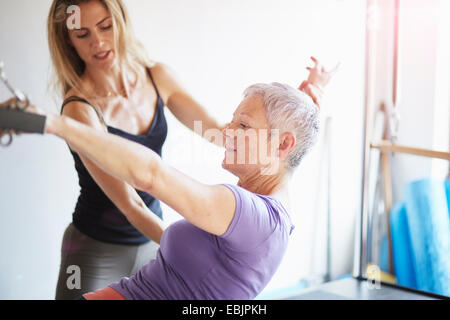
[90,53,117,70]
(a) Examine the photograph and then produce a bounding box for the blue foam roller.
[390,202,417,288]
[445,179,450,217]
[379,234,389,274]
[404,178,450,296]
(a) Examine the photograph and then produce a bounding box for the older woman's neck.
[237,170,289,196]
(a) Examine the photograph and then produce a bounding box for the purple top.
[109,184,295,300]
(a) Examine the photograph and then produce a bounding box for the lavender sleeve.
[219,184,282,251]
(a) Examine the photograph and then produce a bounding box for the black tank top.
[61,68,168,245]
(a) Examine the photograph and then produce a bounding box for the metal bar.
[325,116,332,282]
[393,0,400,107]
[354,0,374,279]
[371,140,450,160]
[380,150,394,274]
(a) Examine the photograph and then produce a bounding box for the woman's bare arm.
[46,112,236,236]
[61,101,166,243]
[151,63,226,147]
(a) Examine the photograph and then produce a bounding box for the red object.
[83,286,127,300]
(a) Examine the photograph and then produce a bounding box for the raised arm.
[151,63,226,147]
[299,56,340,108]
[149,60,335,145]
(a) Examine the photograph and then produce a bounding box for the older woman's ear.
[278,132,296,159]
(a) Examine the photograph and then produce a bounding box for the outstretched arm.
[0,96,235,237]
[44,113,236,237]
[299,56,340,108]
[61,101,166,244]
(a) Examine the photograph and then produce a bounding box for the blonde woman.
[43,0,325,300]
[48,0,227,300]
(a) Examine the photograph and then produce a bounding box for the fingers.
[311,56,322,70]
[12,129,23,136]
[307,56,323,75]
[0,97,17,108]
[0,97,30,111]
[307,56,318,70]
[0,99,44,116]
[309,57,340,76]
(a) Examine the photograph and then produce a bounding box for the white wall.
[0,0,366,299]
[0,0,78,299]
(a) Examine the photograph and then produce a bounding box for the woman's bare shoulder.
[149,61,173,78]
[61,85,102,127]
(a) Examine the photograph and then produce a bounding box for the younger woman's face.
[67,0,116,70]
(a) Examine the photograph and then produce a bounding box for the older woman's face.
[222,94,280,177]
[67,1,116,70]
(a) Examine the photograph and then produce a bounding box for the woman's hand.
[0,97,59,136]
[304,56,339,88]
[0,97,30,140]
[299,56,340,108]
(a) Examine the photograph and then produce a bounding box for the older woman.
[0,57,335,299]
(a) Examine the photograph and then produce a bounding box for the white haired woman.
[0,58,336,299]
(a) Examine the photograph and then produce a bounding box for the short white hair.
[243,82,320,169]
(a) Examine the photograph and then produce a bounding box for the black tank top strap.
[61,96,107,126]
[65,67,168,245]
[146,67,161,100]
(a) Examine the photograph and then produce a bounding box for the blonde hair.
[47,0,155,103]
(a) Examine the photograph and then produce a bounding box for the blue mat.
[446,179,450,216]
[379,234,389,273]
[402,178,450,296]
[390,202,417,288]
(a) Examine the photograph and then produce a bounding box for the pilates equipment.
[397,179,450,296]
[280,0,449,300]
[0,61,46,146]
[354,0,450,297]
[356,0,450,295]
[0,61,27,103]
